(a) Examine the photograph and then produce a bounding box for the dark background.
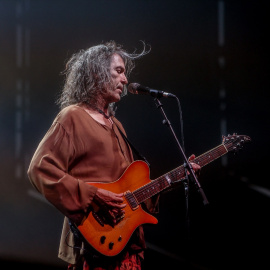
[0,0,268,269]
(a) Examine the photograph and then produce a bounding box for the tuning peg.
[237,143,243,149]
[222,135,226,143]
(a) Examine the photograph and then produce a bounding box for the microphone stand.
[153,97,209,266]
[153,97,209,205]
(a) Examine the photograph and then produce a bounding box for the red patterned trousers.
[68,251,141,270]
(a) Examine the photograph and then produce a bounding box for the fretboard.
[133,144,228,204]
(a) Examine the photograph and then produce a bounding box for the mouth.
[116,85,123,93]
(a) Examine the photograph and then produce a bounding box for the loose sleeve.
[27,122,97,224]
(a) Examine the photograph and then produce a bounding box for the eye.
[115,67,125,74]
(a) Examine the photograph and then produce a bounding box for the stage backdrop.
[0,1,268,269]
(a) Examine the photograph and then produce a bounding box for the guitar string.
[134,152,232,203]
[133,138,242,203]
[136,146,226,199]
[133,144,229,203]
[134,178,169,204]
[133,178,167,201]
[132,137,245,203]
[134,147,223,203]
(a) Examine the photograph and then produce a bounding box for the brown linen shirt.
[28,104,146,264]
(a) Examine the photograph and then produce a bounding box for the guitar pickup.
[92,211,105,227]
[124,191,139,210]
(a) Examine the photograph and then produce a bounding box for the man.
[28,41,200,270]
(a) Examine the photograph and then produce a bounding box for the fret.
[195,145,227,167]
[134,177,170,204]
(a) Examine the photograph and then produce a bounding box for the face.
[103,54,128,103]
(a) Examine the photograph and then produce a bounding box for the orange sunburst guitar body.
[77,161,158,257]
[76,134,251,257]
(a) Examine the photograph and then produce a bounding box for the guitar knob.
[109,242,114,249]
[100,236,106,244]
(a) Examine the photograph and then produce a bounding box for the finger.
[190,162,201,171]
[109,209,125,224]
[112,194,124,203]
[95,189,126,209]
[191,162,200,168]
[111,209,118,215]
[188,154,195,161]
[111,208,125,216]
[105,190,124,204]
[108,210,117,224]
[111,209,124,214]
[114,193,124,197]
[109,202,127,209]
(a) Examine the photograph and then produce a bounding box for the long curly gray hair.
[57,40,148,113]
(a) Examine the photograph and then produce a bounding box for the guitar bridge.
[124,191,139,210]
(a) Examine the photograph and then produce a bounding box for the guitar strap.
[112,119,150,167]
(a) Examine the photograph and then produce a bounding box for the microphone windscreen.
[128,83,140,94]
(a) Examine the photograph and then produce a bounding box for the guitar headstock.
[222,133,251,153]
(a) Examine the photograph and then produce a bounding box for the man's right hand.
[93,188,126,225]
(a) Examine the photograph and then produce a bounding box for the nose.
[121,73,128,85]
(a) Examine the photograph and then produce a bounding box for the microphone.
[128,83,176,98]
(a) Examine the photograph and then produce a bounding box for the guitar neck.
[133,144,228,204]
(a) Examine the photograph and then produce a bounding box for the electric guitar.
[77,134,251,256]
